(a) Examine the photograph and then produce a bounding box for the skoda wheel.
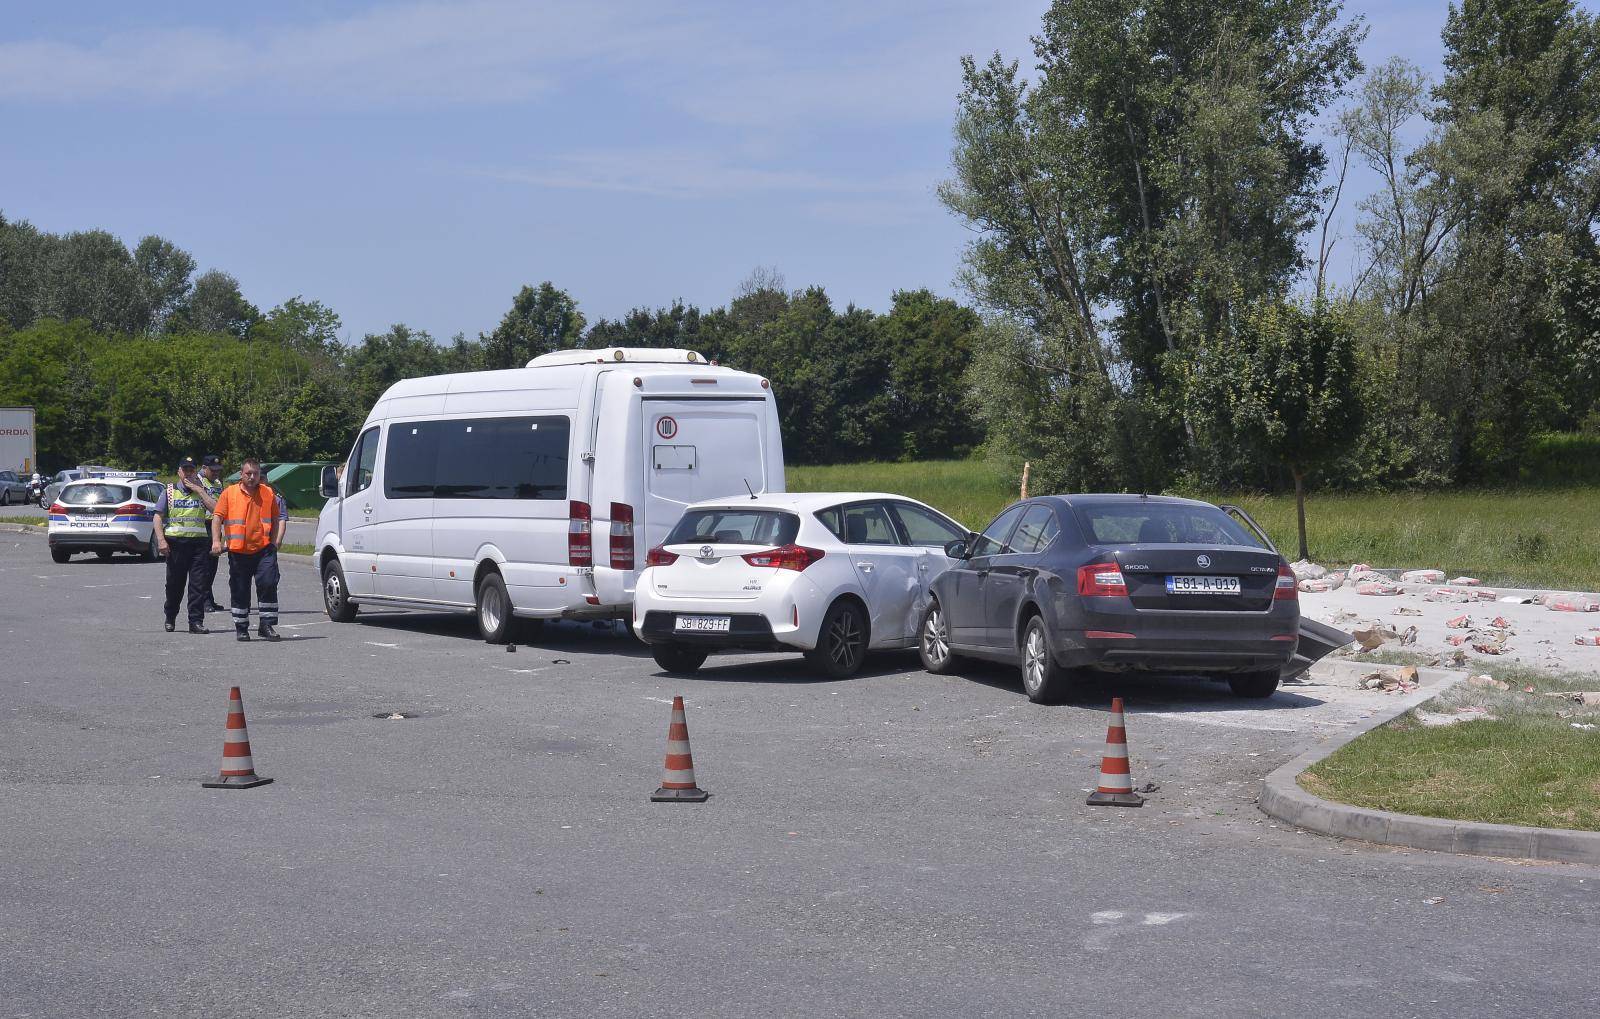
[322,559,357,623]
[806,599,868,679]
[918,600,957,674]
[1228,670,1281,699]
[1019,615,1071,704]
[476,571,514,644]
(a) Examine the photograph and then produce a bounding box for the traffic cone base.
[1087,696,1144,807]
[202,774,274,790]
[651,785,710,803]
[650,695,709,803]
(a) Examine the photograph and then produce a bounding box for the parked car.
[918,494,1312,702]
[0,470,29,505]
[47,472,165,562]
[633,492,969,677]
[41,466,111,508]
[315,347,785,641]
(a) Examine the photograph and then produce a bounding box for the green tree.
[872,289,982,460]
[172,270,260,338]
[1184,300,1364,560]
[133,236,196,333]
[482,282,586,369]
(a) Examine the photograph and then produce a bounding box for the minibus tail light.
[610,502,635,570]
[568,500,592,567]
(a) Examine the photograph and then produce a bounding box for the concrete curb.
[1260,670,1600,865]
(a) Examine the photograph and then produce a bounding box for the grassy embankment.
[788,437,1600,591]
[1301,662,1600,831]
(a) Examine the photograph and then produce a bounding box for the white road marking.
[1141,912,1186,925]
[364,641,401,648]
[1084,910,1187,951]
[278,620,329,630]
[643,696,675,705]
[1090,911,1124,924]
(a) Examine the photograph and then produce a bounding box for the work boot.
[205,598,223,613]
[189,623,209,635]
[258,621,281,642]
[164,617,176,633]
[236,628,251,642]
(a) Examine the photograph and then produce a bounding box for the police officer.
[197,454,226,612]
[211,457,286,642]
[153,456,213,634]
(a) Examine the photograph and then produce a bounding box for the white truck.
[313,347,787,642]
[0,407,37,474]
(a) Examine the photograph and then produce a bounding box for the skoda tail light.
[1274,564,1299,601]
[1076,562,1127,597]
[742,544,825,571]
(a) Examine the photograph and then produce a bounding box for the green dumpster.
[225,462,335,511]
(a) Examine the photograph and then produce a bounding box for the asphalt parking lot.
[3,531,1599,1017]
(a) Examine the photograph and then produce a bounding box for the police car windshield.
[61,484,132,504]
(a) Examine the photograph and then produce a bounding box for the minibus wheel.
[476,571,514,644]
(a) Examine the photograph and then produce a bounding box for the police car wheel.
[143,533,162,562]
[51,548,70,564]
[1,489,9,505]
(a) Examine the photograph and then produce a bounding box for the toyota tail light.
[1076,562,1127,597]
[609,502,634,570]
[568,500,592,567]
[1274,564,1298,601]
[742,544,825,571]
[645,546,679,568]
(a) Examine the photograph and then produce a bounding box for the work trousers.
[200,548,219,605]
[162,536,209,626]
[228,546,280,633]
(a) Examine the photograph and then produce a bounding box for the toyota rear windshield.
[60,484,132,504]
[666,509,800,547]
[1073,502,1267,549]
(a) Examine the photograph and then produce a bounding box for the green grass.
[2,515,47,528]
[278,542,314,557]
[789,456,1600,591]
[1302,715,1600,832]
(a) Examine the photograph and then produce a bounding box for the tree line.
[944,0,1600,518]
[0,221,982,471]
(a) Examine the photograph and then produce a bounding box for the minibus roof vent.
[525,347,710,368]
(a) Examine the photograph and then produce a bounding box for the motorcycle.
[28,474,47,508]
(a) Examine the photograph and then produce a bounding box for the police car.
[47,471,167,563]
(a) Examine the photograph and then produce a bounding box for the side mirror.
[319,464,341,499]
[944,538,969,560]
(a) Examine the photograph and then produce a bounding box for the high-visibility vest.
[163,482,210,538]
[216,482,282,553]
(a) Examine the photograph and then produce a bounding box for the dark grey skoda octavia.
[919,494,1303,703]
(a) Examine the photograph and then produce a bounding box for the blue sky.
[0,1,1488,341]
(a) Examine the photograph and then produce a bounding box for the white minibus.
[314,347,785,641]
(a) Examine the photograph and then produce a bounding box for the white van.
[314,347,785,641]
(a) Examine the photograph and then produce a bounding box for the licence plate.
[1166,575,1241,595]
[675,615,731,632]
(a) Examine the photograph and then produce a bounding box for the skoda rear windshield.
[1073,502,1267,549]
[666,509,800,547]
[60,484,132,504]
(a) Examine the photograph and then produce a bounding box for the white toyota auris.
[632,492,969,677]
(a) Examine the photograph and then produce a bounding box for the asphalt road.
[2,531,1598,1017]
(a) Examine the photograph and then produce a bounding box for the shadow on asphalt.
[688,649,923,685]
[348,610,655,657]
[943,656,1327,713]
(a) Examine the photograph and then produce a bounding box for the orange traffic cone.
[201,686,274,789]
[1086,696,1143,807]
[650,696,709,802]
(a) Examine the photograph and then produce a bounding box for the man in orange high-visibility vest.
[210,457,286,642]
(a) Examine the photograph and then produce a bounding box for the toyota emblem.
[1196,554,1212,569]
[699,545,714,559]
